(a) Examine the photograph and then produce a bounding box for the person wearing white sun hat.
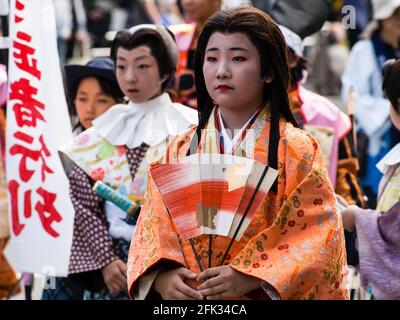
[372,0,400,19]
[341,0,400,209]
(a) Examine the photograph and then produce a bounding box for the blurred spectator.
[282,24,364,208]
[118,0,152,29]
[54,0,89,63]
[67,0,90,61]
[252,0,332,39]
[83,0,113,48]
[341,0,400,208]
[340,59,400,300]
[345,0,373,48]
[331,0,346,17]
[141,0,184,25]
[282,25,365,270]
[169,0,221,109]
[54,0,73,62]
[311,22,350,96]
[221,0,252,9]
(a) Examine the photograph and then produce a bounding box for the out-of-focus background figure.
[344,0,373,48]
[252,0,332,38]
[341,0,400,208]
[221,0,252,9]
[168,0,222,109]
[54,0,90,64]
[340,58,400,300]
[141,0,184,25]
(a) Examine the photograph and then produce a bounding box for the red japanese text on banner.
[5,0,75,276]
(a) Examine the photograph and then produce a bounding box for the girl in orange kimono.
[127,7,349,300]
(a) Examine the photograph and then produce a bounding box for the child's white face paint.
[115,46,164,103]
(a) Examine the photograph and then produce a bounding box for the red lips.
[216,84,233,92]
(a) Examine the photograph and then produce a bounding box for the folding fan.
[150,153,278,269]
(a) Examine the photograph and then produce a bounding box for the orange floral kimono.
[127,109,349,300]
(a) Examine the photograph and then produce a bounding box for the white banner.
[5,0,74,276]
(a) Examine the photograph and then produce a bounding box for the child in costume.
[340,59,400,300]
[59,24,197,300]
[42,57,123,300]
[128,7,348,300]
[65,57,125,134]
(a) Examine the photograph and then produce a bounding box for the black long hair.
[288,48,309,89]
[189,7,298,184]
[382,59,400,113]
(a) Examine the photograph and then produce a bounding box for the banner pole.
[0,14,9,66]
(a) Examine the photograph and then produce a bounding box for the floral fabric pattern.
[127,114,349,300]
[68,144,149,274]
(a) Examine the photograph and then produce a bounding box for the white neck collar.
[218,108,258,153]
[92,93,198,148]
[376,142,400,174]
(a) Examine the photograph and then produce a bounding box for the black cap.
[64,57,121,99]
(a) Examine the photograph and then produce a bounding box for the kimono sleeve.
[127,165,188,299]
[230,129,348,300]
[68,165,120,274]
[355,201,400,299]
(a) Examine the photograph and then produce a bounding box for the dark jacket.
[253,0,332,38]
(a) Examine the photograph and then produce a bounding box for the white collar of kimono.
[218,108,259,154]
[92,93,198,148]
[376,142,400,174]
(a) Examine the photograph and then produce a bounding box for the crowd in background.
[0,0,399,300]
[28,0,377,105]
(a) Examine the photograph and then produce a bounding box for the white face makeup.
[75,76,117,129]
[203,32,266,113]
[115,46,164,103]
